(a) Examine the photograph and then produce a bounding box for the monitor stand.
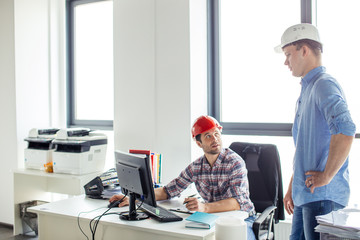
[119,192,149,221]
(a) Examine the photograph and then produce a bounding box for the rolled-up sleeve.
[316,80,356,136]
[164,165,194,199]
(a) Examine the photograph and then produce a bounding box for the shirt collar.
[301,66,326,87]
[213,148,226,167]
[202,148,226,169]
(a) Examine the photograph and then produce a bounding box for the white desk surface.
[29,195,248,240]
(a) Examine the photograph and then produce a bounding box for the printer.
[24,128,60,170]
[52,128,107,175]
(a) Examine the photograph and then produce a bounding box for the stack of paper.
[315,208,360,239]
[101,185,122,199]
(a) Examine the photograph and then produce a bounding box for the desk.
[13,169,100,235]
[28,195,248,240]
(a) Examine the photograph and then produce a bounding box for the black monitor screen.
[115,150,156,220]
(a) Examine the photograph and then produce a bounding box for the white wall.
[14,0,51,168]
[189,0,208,160]
[0,0,18,225]
[114,0,201,184]
[14,0,66,168]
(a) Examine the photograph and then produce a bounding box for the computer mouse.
[108,200,121,208]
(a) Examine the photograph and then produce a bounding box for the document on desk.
[169,205,195,215]
[315,208,360,239]
[166,195,197,214]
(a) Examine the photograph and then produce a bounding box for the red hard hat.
[191,115,223,139]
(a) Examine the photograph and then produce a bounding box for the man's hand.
[283,188,294,215]
[183,197,205,212]
[304,134,354,194]
[305,171,331,194]
[109,194,129,207]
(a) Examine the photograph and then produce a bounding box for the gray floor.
[0,224,38,240]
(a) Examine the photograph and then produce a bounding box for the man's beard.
[205,145,221,155]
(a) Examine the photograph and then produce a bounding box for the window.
[218,0,299,123]
[208,0,300,136]
[67,0,113,129]
[209,0,359,137]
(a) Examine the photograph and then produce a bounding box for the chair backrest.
[229,142,285,222]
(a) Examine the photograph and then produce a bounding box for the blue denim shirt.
[292,66,356,207]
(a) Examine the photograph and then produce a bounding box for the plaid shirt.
[164,148,255,215]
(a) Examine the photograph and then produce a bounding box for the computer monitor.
[115,150,157,221]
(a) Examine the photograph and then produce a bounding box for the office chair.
[229,142,285,240]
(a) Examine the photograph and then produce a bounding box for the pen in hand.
[183,196,201,205]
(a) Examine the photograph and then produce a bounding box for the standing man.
[110,115,256,239]
[275,23,356,239]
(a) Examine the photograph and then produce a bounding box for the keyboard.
[138,202,183,222]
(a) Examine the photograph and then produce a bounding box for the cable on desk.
[77,206,107,240]
[90,209,110,240]
[90,194,128,240]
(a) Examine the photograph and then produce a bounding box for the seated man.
[110,115,256,239]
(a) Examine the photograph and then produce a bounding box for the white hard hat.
[274,23,322,53]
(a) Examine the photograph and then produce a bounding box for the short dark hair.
[195,134,201,143]
[285,39,323,56]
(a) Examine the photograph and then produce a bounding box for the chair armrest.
[253,206,277,240]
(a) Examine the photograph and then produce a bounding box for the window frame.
[66,0,113,130]
[207,0,359,138]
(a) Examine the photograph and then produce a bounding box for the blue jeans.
[245,215,256,240]
[290,200,345,240]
